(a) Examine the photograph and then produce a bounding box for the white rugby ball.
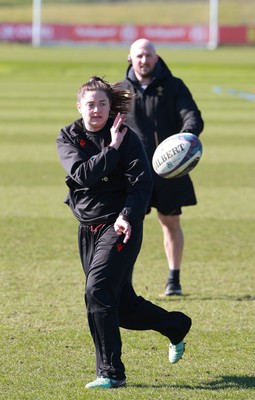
[152,133,203,179]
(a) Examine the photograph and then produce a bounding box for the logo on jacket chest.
[79,139,86,147]
[156,86,164,96]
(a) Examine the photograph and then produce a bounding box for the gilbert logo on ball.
[152,133,203,179]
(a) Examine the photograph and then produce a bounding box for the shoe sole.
[165,291,182,296]
[85,379,126,389]
[169,342,185,364]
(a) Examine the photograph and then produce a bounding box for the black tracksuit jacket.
[56,118,152,225]
[121,57,204,162]
[120,57,204,213]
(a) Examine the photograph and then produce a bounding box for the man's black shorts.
[148,172,197,215]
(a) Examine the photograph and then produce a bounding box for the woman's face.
[77,90,111,131]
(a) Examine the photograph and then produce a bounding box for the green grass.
[0,0,254,25]
[1,44,255,399]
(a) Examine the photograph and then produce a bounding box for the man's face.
[130,44,158,80]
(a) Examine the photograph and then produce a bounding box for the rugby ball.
[152,133,203,179]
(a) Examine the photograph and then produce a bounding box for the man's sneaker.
[165,282,182,296]
[169,340,185,364]
[85,376,126,389]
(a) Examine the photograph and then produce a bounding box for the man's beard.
[139,66,153,78]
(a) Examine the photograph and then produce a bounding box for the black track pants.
[78,221,191,380]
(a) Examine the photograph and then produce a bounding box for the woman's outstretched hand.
[109,113,128,150]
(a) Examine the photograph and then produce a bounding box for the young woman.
[56,76,192,389]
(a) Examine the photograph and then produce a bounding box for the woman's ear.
[76,102,81,113]
[127,54,131,63]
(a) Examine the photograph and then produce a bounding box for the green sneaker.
[85,376,126,389]
[169,340,185,364]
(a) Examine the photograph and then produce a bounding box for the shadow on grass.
[196,375,255,390]
[132,374,255,390]
[157,294,255,302]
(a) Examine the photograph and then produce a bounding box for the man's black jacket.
[121,57,204,163]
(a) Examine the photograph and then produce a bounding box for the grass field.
[0,0,254,25]
[1,42,255,399]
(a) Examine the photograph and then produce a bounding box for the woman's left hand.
[114,215,131,244]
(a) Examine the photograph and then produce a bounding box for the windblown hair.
[77,76,132,116]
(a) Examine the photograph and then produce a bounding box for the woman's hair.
[77,76,132,116]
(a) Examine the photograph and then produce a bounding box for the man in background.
[121,38,204,296]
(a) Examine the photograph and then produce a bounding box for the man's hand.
[114,215,131,244]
